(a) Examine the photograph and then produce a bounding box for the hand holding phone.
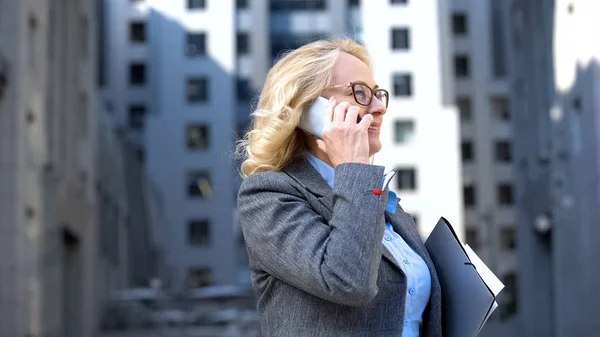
[299,96,373,167]
[299,96,362,139]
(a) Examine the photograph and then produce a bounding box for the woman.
[237,39,442,337]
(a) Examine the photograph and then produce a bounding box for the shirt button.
[404,319,409,326]
[384,236,392,241]
[403,259,410,265]
[408,288,416,295]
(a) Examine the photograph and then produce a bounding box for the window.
[187,170,212,198]
[237,78,253,101]
[128,105,146,130]
[454,55,470,78]
[188,268,212,288]
[491,96,510,120]
[188,0,206,10]
[348,0,360,7]
[390,0,408,4]
[452,13,468,36]
[392,73,412,97]
[237,0,248,9]
[465,228,479,251]
[457,97,472,121]
[394,120,415,144]
[129,21,146,43]
[187,77,209,103]
[461,140,474,162]
[391,28,410,50]
[499,272,518,319]
[500,228,516,250]
[396,168,417,191]
[498,184,514,206]
[237,33,250,55]
[186,33,207,56]
[129,63,146,85]
[136,147,145,163]
[270,0,326,11]
[495,141,512,162]
[490,0,507,78]
[464,184,476,207]
[188,220,210,246]
[186,124,210,149]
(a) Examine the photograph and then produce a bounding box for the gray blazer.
[238,158,442,337]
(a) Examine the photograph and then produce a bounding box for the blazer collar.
[283,157,338,214]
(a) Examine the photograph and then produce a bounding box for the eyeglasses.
[327,81,389,108]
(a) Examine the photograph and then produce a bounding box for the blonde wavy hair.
[237,38,372,178]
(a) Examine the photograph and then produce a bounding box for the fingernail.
[329,96,335,103]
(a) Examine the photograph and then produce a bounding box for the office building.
[451,0,519,324]
[507,0,600,336]
[0,0,101,335]
[102,0,463,292]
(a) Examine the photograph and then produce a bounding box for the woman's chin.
[369,141,382,157]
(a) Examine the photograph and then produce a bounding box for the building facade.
[0,0,101,336]
[363,0,463,240]
[450,0,519,325]
[508,0,600,336]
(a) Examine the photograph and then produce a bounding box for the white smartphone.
[298,96,330,139]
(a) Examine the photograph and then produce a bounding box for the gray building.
[507,0,600,336]
[0,0,101,335]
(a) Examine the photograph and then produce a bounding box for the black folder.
[425,217,501,337]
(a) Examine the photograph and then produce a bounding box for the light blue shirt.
[304,153,432,337]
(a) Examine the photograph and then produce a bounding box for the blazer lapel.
[283,158,335,215]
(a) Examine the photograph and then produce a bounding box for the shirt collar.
[304,152,397,214]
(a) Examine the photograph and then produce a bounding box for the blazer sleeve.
[237,162,388,306]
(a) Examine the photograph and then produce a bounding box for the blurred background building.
[2,0,600,336]
[451,0,519,325]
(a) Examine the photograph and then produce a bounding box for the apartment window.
[465,228,479,251]
[394,120,415,144]
[490,0,507,78]
[495,141,512,163]
[348,0,360,7]
[396,168,417,191]
[390,0,408,4]
[393,73,412,97]
[464,184,476,207]
[237,33,250,55]
[500,228,516,250]
[461,140,474,162]
[186,124,210,149]
[129,21,146,43]
[188,220,210,246]
[454,55,470,78]
[457,97,472,121]
[498,184,514,206]
[188,268,212,288]
[128,105,146,130]
[452,13,468,36]
[491,96,510,120]
[188,0,206,10]
[187,77,209,103]
[187,170,212,198]
[129,63,146,85]
[391,28,410,50]
[237,78,253,101]
[499,273,518,319]
[237,0,248,9]
[270,0,326,11]
[186,33,207,56]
